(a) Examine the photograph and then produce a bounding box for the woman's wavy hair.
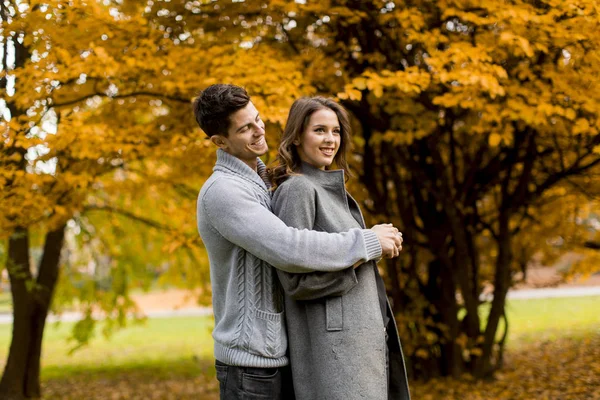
[270,97,353,189]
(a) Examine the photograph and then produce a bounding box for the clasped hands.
[371,223,404,259]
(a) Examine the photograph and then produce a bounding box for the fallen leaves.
[411,332,600,400]
[38,332,600,399]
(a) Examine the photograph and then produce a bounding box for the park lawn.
[0,296,597,399]
[0,316,215,380]
[492,295,600,343]
[0,291,11,314]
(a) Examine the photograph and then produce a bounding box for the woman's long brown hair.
[270,97,353,190]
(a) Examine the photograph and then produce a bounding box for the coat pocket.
[325,296,343,331]
[249,308,287,358]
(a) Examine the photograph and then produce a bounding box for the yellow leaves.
[455,333,468,349]
[340,68,431,101]
[8,119,23,132]
[88,46,119,76]
[428,43,508,100]
[470,347,483,357]
[337,88,362,101]
[393,8,428,31]
[500,32,535,58]
[415,349,429,359]
[564,108,577,120]
[328,7,368,25]
[488,133,502,147]
[572,119,591,135]
[54,47,74,64]
[7,152,23,162]
[442,8,493,26]
[353,77,367,90]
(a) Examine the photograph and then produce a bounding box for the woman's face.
[296,108,341,170]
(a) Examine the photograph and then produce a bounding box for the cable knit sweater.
[196,149,382,368]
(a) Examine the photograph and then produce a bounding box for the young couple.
[194,84,411,400]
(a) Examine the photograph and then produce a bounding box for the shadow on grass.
[41,357,219,400]
[43,356,216,380]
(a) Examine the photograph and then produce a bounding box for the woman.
[270,97,411,400]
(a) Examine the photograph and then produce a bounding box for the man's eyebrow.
[235,124,250,133]
[235,113,260,133]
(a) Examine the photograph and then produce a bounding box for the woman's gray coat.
[272,163,410,400]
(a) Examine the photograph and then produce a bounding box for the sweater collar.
[299,161,345,188]
[214,148,271,190]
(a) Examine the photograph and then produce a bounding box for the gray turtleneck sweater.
[196,149,382,368]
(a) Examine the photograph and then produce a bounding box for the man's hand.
[371,224,403,259]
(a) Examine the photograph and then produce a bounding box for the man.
[194,84,403,400]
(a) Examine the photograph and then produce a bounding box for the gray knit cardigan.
[196,149,383,368]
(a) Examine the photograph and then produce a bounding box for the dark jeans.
[215,360,295,400]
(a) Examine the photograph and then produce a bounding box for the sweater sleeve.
[200,177,381,274]
[271,179,359,300]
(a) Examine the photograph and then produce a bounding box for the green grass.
[0,291,11,314]
[0,316,215,380]
[476,296,600,344]
[0,296,597,381]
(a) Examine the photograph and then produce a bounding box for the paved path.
[0,286,598,325]
[506,286,600,299]
[0,306,213,325]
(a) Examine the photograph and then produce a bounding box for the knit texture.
[196,149,383,367]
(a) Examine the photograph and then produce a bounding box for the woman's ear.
[293,140,300,146]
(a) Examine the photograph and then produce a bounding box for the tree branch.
[52,91,190,109]
[83,205,174,231]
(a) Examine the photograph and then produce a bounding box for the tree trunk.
[0,228,34,400]
[426,259,462,378]
[476,212,512,378]
[0,225,66,399]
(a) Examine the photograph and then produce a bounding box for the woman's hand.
[371,224,403,258]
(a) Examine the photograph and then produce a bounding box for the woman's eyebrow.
[311,123,340,128]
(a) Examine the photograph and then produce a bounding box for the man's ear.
[211,135,228,149]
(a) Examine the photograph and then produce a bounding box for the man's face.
[212,101,267,169]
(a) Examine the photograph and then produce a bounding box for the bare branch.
[584,241,600,250]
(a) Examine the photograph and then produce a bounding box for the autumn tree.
[3,1,600,397]
[0,0,320,397]
[150,0,600,379]
[0,1,207,398]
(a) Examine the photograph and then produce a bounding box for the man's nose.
[253,123,265,134]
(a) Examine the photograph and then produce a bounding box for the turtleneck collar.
[214,148,271,191]
[298,161,345,187]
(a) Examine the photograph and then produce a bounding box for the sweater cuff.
[361,229,382,261]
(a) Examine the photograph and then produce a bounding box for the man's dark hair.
[193,84,250,137]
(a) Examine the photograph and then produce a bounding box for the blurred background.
[1,0,599,399]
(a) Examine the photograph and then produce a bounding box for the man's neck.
[241,158,258,173]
